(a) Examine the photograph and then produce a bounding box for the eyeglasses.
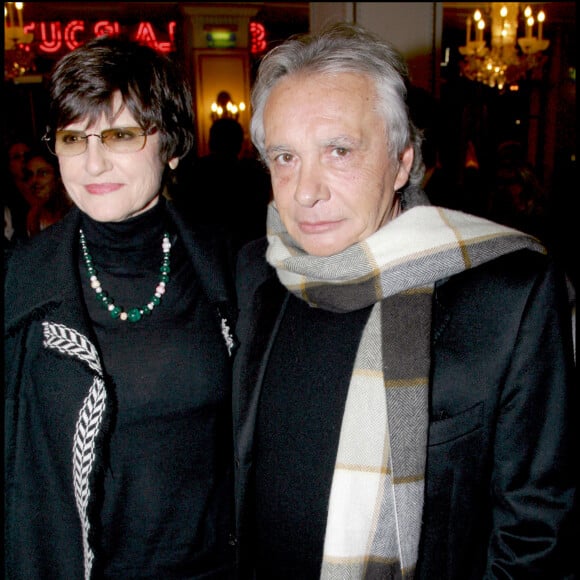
[42,126,156,157]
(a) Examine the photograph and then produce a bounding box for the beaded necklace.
[79,228,171,322]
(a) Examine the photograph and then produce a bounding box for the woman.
[5,36,237,579]
[23,147,72,237]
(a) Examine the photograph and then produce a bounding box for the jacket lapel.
[5,208,93,338]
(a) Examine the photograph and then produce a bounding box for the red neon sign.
[22,20,176,54]
[249,22,267,54]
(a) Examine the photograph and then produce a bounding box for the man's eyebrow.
[323,135,360,148]
[265,145,291,156]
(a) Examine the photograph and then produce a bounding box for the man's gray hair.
[250,22,425,187]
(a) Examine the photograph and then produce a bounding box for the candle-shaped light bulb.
[474,9,482,22]
[524,5,532,18]
[477,19,485,42]
[537,10,545,40]
[15,2,23,28]
[8,2,15,27]
[526,15,534,38]
[500,6,508,18]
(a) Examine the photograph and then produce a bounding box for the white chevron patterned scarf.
[265,196,545,579]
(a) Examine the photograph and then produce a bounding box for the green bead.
[128,308,142,322]
[151,296,161,306]
[160,274,169,283]
[160,265,170,274]
[110,306,122,319]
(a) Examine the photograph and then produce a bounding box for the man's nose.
[294,160,329,206]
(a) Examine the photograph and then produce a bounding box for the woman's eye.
[110,129,136,141]
[63,134,82,144]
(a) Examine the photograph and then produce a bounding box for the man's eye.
[275,153,293,164]
[332,147,349,157]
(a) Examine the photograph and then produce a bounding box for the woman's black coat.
[4,202,238,579]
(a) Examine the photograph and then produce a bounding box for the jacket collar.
[5,207,84,334]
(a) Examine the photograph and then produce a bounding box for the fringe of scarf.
[266,197,545,579]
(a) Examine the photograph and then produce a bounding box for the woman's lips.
[85,183,122,195]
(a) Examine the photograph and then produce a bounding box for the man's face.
[263,71,412,256]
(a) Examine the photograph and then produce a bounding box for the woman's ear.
[168,157,179,170]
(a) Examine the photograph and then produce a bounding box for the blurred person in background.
[4,138,32,245]
[173,117,271,254]
[23,147,73,237]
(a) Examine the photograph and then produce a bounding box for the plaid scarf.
[266,193,545,579]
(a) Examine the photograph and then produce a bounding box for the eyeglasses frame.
[41,126,156,157]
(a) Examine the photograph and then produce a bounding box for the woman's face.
[25,155,58,206]
[57,93,178,223]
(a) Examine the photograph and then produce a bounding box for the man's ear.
[394,146,414,191]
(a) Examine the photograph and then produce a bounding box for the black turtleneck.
[78,199,234,578]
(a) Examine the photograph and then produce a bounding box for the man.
[172,117,270,252]
[232,23,576,579]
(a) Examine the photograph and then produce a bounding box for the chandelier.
[210,91,246,122]
[459,3,549,90]
[4,2,36,80]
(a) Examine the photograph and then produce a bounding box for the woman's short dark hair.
[46,35,195,163]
